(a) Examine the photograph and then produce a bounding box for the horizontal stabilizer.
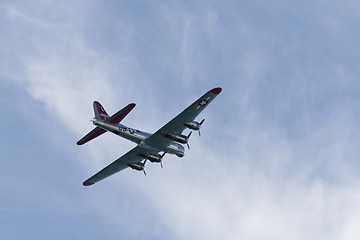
[107,103,136,124]
[77,102,136,145]
[77,127,106,145]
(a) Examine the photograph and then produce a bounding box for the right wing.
[145,87,222,150]
[83,145,159,186]
[77,103,136,145]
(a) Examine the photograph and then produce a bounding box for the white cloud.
[2,1,360,240]
[135,115,360,240]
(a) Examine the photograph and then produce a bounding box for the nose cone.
[169,142,185,157]
[179,144,185,152]
[178,144,185,156]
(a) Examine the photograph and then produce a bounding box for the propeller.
[198,119,205,137]
[160,152,166,168]
[142,159,147,175]
[186,132,192,149]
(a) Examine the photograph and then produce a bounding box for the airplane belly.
[116,130,147,144]
[93,120,149,144]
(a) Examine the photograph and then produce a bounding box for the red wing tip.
[83,181,94,186]
[211,87,222,95]
[128,103,136,108]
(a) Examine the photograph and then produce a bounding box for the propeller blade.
[187,142,190,149]
[160,152,165,168]
[199,119,205,136]
[187,132,192,138]
[143,169,147,176]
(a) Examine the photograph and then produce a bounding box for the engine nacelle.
[184,119,204,133]
[184,121,201,130]
[128,162,145,171]
[166,133,191,144]
[146,153,164,163]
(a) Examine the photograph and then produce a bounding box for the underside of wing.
[145,87,222,150]
[83,145,159,186]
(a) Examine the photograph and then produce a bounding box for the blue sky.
[1,1,360,239]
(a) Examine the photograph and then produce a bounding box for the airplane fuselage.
[92,119,185,157]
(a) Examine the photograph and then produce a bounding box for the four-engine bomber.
[77,87,222,186]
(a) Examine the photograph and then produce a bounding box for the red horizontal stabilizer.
[77,128,106,145]
[77,103,136,145]
[108,103,136,124]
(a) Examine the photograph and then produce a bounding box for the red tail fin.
[93,101,110,121]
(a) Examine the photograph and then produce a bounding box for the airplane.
[77,87,222,186]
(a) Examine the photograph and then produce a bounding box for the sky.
[1,0,360,239]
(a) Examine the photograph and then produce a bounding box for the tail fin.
[93,101,110,121]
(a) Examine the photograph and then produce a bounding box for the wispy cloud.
[1,1,360,239]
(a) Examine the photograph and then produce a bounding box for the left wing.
[145,87,222,150]
[83,145,159,186]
